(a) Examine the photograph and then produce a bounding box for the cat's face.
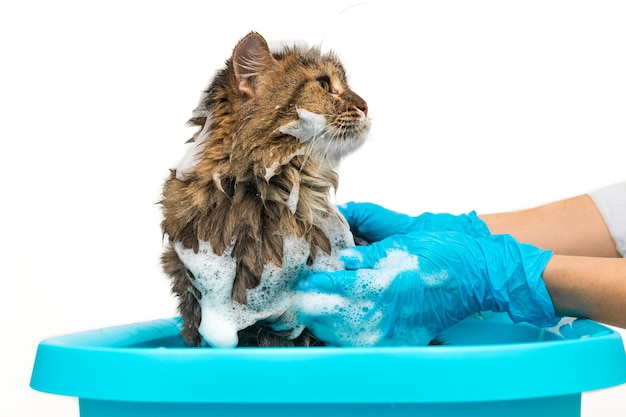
[244,41,370,160]
[194,32,370,172]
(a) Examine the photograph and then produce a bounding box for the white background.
[1,1,625,415]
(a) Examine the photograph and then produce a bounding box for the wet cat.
[160,32,370,347]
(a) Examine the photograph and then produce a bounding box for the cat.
[160,32,370,348]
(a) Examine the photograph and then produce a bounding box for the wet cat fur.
[160,32,369,347]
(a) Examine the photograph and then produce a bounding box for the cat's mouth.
[313,114,370,159]
[333,113,371,140]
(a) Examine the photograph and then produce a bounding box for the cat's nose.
[357,100,368,116]
[341,90,368,116]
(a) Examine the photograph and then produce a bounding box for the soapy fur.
[160,32,369,347]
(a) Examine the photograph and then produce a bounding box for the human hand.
[339,202,490,243]
[294,231,558,347]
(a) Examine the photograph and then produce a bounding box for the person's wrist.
[478,234,558,326]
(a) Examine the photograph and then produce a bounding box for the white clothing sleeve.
[588,181,626,257]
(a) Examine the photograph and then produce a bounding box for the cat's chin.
[313,133,368,160]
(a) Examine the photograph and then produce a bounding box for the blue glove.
[294,231,559,347]
[339,202,490,243]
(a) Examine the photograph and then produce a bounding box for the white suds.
[294,246,445,346]
[373,249,449,287]
[212,172,225,194]
[287,182,300,214]
[340,247,363,264]
[263,149,305,182]
[264,161,280,181]
[375,249,417,273]
[278,108,327,143]
[174,210,353,348]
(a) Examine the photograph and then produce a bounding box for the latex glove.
[339,202,490,243]
[294,231,558,347]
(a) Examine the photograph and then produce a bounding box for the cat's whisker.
[298,140,317,177]
[306,141,327,180]
[321,130,340,159]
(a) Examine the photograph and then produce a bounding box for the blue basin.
[30,314,626,417]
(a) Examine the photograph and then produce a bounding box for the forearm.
[480,194,620,258]
[543,254,626,328]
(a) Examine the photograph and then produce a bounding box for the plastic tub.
[30,314,626,417]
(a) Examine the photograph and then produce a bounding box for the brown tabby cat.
[160,32,370,348]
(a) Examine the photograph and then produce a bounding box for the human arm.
[542,255,626,328]
[480,185,626,327]
[342,192,620,257]
[480,194,620,258]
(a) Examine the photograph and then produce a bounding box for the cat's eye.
[316,76,334,93]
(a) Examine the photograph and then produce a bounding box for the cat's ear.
[232,32,275,97]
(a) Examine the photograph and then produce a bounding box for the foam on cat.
[264,150,305,181]
[287,181,300,214]
[174,238,305,348]
[212,172,225,193]
[174,209,353,348]
[279,108,327,143]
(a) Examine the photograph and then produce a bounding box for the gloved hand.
[339,202,490,243]
[293,231,559,347]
